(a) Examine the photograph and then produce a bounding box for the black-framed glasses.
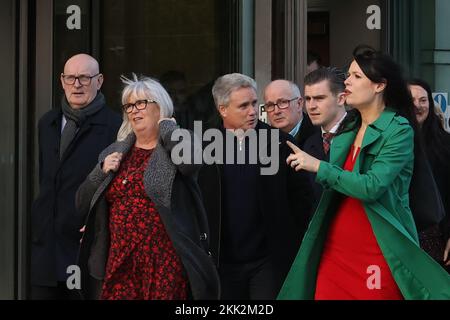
[122,99,157,113]
[61,73,101,86]
[261,97,299,113]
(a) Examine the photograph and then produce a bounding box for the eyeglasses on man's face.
[122,99,157,113]
[261,97,299,113]
[61,73,101,86]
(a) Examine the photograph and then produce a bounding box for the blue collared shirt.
[289,118,303,137]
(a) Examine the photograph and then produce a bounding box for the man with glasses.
[30,53,121,299]
[198,73,313,300]
[263,80,319,148]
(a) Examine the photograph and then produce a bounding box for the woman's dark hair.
[408,78,450,165]
[340,45,419,135]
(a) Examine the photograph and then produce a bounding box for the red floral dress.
[314,145,403,300]
[101,146,188,300]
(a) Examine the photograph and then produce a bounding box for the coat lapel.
[59,122,92,164]
[329,129,356,167]
[361,109,396,151]
[354,109,396,172]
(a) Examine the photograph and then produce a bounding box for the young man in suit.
[303,67,347,203]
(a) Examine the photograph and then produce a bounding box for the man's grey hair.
[263,79,302,100]
[289,81,302,99]
[117,73,174,141]
[212,73,257,109]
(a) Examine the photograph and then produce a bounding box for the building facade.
[1,0,449,299]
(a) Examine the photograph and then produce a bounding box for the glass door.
[51,0,251,131]
[99,0,242,130]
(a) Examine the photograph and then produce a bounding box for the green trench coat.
[278,109,450,300]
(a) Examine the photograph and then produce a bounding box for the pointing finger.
[286,141,301,153]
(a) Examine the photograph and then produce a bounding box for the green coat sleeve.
[316,124,413,202]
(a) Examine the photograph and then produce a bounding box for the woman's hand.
[286,141,321,173]
[444,237,450,266]
[102,152,123,174]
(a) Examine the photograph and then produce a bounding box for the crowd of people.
[30,45,450,300]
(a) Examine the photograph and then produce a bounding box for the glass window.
[307,0,383,72]
[100,0,237,130]
[53,0,92,106]
[52,0,252,130]
[389,0,450,131]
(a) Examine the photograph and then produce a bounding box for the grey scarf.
[60,92,105,159]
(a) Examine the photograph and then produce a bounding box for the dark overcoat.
[31,104,121,286]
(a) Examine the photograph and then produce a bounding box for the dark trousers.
[30,282,81,300]
[219,256,278,300]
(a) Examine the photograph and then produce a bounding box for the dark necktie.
[322,132,335,155]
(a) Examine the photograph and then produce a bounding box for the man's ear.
[96,74,104,90]
[60,73,66,90]
[337,92,346,106]
[296,97,304,112]
[218,105,227,118]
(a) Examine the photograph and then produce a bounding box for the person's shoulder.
[385,114,414,144]
[380,110,412,135]
[98,105,122,126]
[99,104,120,117]
[389,115,413,138]
[392,114,410,126]
[301,113,320,134]
[38,109,61,126]
[303,131,321,149]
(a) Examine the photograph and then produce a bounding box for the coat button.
[200,233,207,241]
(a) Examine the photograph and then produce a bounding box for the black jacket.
[408,146,447,232]
[303,132,327,207]
[76,121,220,300]
[426,137,450,240]
[30,103,121,286]
[294,113,320,149]
[198,121,313,294]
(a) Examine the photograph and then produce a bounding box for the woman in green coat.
[279,45,450,300]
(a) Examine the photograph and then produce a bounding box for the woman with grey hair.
[76,74,220,300]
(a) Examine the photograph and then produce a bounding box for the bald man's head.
[64,54,99,75]
[263,79,303,133]
[61,54,103,109]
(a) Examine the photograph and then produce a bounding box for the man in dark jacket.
[30,54,121,299]
[198,73,313,300]
[302,67,347,205]
[263,79,319,148]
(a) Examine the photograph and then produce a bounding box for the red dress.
[101,146,188,300]
[314,145,403,300]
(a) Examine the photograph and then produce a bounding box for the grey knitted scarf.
[60,92,105,159]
